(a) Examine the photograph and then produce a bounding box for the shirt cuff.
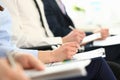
[15,48,39,58]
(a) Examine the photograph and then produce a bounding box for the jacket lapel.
[35,0,54,37]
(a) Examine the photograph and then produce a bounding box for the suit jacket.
[42,0,74,37]
[42,0,120,65]
[1,0,63,48]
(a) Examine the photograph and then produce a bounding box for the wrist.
[62,37,67,43]
[38,51,55,64]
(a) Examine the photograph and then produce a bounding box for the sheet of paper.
[25,60,91,80]
[93,35,120,46]
[81,33,101,45]
[73,48,105,60]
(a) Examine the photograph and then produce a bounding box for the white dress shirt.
[56,0,66,14]
[1,0,62,48]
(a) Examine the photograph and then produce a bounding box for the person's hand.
[62,29,85,44]
[50,42,79,62]
[0,58,29,80]
[38,42,79,63]
[14,53,45,70]
[93,27,109,40]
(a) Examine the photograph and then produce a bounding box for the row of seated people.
[0,0,120,80]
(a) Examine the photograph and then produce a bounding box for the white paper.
[25,60,91,80]
[93,35,120,46]
[81,33,101,45]
[73,48,105,60]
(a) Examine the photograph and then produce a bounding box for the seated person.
[42,0,109,39]
[1,0,85,49]
[0,1,117,80]
[0,6,44,79]
[42,0,120,64]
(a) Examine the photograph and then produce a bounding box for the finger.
[0,59,29,80]
[12,64,30,80]
[28,55,45,70]
[66,46,78,55]
[66,42,79,49]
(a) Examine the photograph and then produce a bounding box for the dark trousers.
[62,58,116,80]
[107,61,120,80]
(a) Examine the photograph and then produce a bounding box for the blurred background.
[62,0,120,35]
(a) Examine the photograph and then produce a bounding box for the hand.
[94,27,109,40]
[50,42,79,62]
[0,58,29,80]
[62,29,85,44]
[14,53,45,70]
[38,42,79,63]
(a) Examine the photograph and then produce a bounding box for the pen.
[69,26,85,51]
[69,25,75,30]
[6,50,16,68]
[51,45,60,50]
[51,45,58,50]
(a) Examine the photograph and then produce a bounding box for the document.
[25,48,105,80]
[81,33,101,45]
[74,48,105,60]
[93,35,120,46]
[25,60,90,80]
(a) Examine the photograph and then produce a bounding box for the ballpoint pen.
[69,25,85,52]
[69,25,75,30]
